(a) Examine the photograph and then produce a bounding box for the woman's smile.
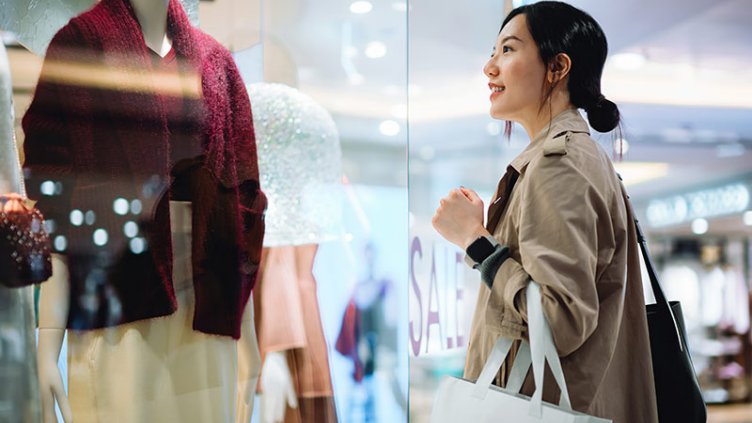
[489,83,505,101]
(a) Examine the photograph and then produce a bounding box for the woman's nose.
[484,58,498,78]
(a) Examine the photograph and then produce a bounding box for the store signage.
[646,182,750,227]
[409,236,470,356]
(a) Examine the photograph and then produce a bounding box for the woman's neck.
[130,0,172,57]
[519,89,573,142]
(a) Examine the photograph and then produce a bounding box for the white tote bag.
[430,282,612,423]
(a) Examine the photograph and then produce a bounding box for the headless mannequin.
[257,244,337,423]
[36,2,260,422]
[130,0,173,57]
[258,247,317,423]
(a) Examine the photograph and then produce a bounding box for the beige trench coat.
[464,109,659,423]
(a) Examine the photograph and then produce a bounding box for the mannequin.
[0,41,42,423]
[255,245,338,423]
[247,83,342,423]
[130,0,172,57]
[334,243,404,422]
[27,0,264,422]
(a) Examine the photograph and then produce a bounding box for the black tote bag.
[633,218,707,423]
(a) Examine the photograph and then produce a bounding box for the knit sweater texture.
[22,0,265,339]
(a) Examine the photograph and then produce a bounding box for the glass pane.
[0,40,41,423]
[249,0,409,421]
[4,0,408,422]
[407,0,507,420]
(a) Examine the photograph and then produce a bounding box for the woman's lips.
[489,84,505,101]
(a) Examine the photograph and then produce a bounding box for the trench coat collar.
[509,108,590,174]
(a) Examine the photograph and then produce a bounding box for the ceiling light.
[365,41,387,59]
[379,120,401,136]
[69,209,84,226]
[93,229,109,246]
[40,180,55,196]
[124,221,139,238]
[744,211,752,226]
[350,1,373,14]
[130,237,146,254]
[608,52,646,71]
[131,199,143,215]
[113,198,129,215]
[691,218,708,235]
[54,235,67,252]
[85,210,96,226]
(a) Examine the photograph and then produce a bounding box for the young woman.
[431,2,659,422]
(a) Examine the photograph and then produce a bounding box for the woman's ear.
[547,53,572,84]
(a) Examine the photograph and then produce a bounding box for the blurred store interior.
[406,0,752,422]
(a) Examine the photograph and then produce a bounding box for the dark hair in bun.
[501,1,621,133]
[585,95,620,133]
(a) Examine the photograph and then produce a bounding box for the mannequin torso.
[130,0,172,57]
[33,1,261,422]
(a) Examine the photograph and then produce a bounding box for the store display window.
[2,0,407,422]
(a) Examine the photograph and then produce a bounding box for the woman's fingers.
[459,187,483,204]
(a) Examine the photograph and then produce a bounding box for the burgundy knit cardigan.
[22,0,265,339]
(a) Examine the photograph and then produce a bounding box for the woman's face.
[483,14,547,122]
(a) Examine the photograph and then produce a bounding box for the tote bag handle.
[471,282,573,417]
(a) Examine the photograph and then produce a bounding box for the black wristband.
[477,244,510,289]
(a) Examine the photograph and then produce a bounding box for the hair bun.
[585,95,620,133]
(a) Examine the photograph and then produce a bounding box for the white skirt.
[67,201,253,423]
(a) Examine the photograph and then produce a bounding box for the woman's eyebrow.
[500,35,523,44]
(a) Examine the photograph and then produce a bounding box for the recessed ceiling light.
[54,235,67,252]
[93,229,109,246]
[379,120,400,136]
[113,198,129,215]
[691,218,708,235]
[365,41,387,59]
[69,209,84,226]
[350,1,373,14]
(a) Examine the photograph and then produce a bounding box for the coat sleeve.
[489,155,605,357]
[220,48,267,285]
[21,24,84,239]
